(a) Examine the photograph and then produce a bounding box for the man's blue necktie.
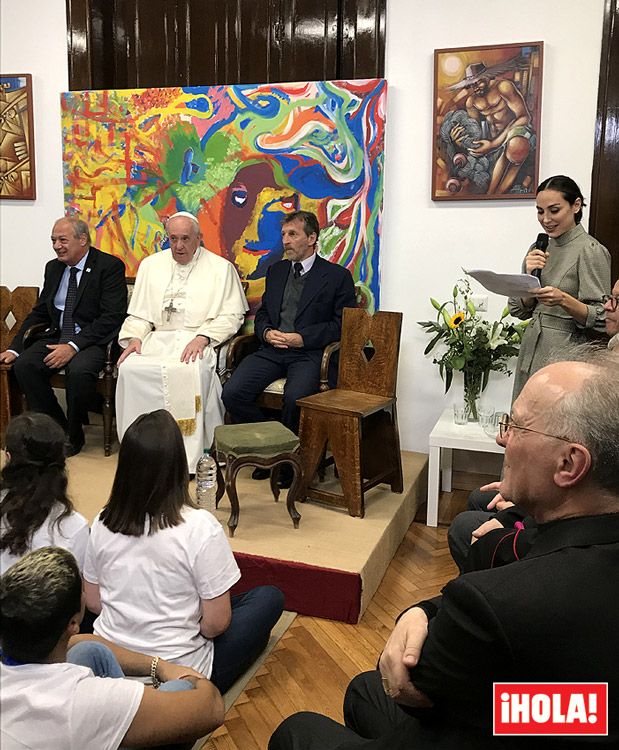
[59,267,79,343]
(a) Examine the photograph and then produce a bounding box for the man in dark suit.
[269,345,619,749]
[222,210,356,481]
[0,217,127,455]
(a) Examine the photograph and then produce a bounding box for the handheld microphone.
[531,233,549,279]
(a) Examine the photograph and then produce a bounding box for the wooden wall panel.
[279,0,339,83]
[339,0,386,79]
[235,0,279,85]
[181,1,232,86]
[66,0,386,91]
[66,0,92,90]
[590,0,619,282]
[114,0,180,88]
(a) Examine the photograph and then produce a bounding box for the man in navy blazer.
[222,210,356,457]
[0,217,127,454]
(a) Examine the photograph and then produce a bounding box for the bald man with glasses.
[270,345,619,750]
[446,280,619,571]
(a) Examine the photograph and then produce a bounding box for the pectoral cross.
[164,299,178,322]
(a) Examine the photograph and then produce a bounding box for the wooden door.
[590,0,619,281]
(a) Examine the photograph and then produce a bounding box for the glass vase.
[463,369,483,422]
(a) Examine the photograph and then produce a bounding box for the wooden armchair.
[20,323,119,455]
[221,280,360,414]
[18,278,139,456]
[0,282,135,456]
[221,333,339,412]
[1,286,39,443]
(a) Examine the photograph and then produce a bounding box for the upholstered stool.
[213,421,303,537]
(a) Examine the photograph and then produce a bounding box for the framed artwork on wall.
[432,41,543,201]
[61,79,386,315]
[0,74,36,200]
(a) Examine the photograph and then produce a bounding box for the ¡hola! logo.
[493,683,608,736]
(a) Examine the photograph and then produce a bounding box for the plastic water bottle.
[196,449,217,511]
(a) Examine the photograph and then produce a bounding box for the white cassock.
[116,247,247,471]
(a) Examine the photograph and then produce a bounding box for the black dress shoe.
[277,465,294,489]
[252,467,271,480]
[65,440,84,457]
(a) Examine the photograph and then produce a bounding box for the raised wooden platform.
[68,431,427,623]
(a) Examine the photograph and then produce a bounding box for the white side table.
[427,407,504,527]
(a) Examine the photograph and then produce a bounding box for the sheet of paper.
[463,268,540,298]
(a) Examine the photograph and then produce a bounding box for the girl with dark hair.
[83,409,284,694]
[508,175,611,400]
[1,413,89,574]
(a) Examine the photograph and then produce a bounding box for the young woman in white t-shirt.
[1,413,89,575]
[84,409,284,694]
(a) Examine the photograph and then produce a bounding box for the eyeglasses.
[602,294,619,311]
[498,414,573,443]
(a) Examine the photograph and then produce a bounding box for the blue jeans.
[68,584,285,695]
[67,641,194,750]
[211,585,285,694]
[67,640,193,692]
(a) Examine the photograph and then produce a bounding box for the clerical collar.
[292,253,316,276]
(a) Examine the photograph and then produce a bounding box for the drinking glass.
[453,402,468,425]
[479,406,498,437]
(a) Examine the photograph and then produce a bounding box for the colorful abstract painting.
[61,80,386,312]
[1,74,36,200]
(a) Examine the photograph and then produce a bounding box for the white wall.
[0,0,605,455]
[383,0,605,453]
[0,0,68,287]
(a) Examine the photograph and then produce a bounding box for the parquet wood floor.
[201,489,468,750]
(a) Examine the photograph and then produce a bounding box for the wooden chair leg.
[213,450,226,508]
[225,457,243,537]
[285,454,303,529]
[317,446,327,482]
[298,411,330,501]
[102,395,114,457]
[328,415,364,518]
[0,368,11,445]
[100,356,116,457]
[269,469,280,503]
[266,454,303,528]
[389,405,404,493]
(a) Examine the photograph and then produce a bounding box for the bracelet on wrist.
[150,656,161,689]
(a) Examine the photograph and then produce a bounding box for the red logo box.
[493,683,608,736]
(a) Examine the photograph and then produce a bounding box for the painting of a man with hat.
[432,42,543,200]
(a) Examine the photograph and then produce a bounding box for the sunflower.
[448,311,466,329]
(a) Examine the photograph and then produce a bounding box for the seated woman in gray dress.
[508,174,611,402]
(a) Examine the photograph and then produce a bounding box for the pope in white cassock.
[116,212,248,471]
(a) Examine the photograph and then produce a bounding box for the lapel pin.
[86,268,91,273]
